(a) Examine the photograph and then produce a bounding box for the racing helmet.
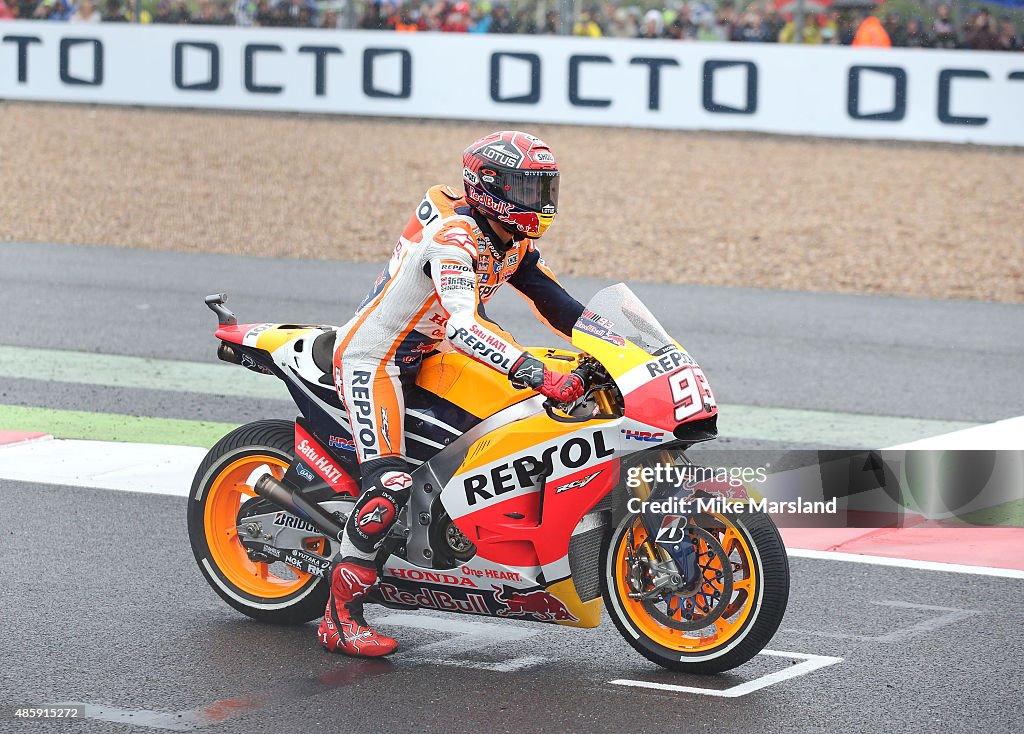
[462,131,559,239]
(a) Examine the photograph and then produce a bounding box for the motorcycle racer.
[319,131,587,657]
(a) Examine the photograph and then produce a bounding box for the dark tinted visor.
[484,169,559,214]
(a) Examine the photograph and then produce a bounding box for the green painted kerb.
[0,405,239,448]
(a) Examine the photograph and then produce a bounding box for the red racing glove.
[509,353,585,403]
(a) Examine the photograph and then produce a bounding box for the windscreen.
[574,283,674,354]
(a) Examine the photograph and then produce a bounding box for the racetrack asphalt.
[2,481,1021,734]
[1,242,1023,733]
[1,241,1022,425]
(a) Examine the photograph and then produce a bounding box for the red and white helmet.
[462,131,559,239]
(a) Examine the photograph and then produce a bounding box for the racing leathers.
[318,184,585,656]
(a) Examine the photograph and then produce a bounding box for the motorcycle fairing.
[430,413,623,626]
[220,325,481,465]
[225,324,585,472]
[574,330,718,444]
[375,516,607,628]
[221,324,609,625]
[289,422,359,497]
[416,347,578,419]
[215,322,321,353]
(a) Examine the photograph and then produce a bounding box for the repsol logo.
[347,371,378,458]
[448,326,512,371]
[463,431,614,506]
[646,349,698,377]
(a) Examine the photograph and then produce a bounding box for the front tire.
[602,511,789,674]
[187,419,328,625]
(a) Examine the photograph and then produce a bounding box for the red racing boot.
[317,558,397,657]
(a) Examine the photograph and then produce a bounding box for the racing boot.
[317,558,397,657]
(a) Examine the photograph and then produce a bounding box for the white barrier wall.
[2,22,1022,146]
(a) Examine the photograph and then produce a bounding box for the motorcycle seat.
[311,329,337,377]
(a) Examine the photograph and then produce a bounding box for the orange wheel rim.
[615,516,757,653]
[204,454,313,599]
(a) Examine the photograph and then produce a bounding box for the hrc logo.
[622,430,665,442]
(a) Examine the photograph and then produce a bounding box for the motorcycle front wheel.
[602,511,789,674]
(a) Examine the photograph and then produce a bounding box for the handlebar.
[542,359,616,423]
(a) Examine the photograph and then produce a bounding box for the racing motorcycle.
[188,284,789,673]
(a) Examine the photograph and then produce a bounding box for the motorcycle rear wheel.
[602,511,789,674]
[187,419,329,624]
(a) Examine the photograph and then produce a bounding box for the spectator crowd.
[1,0,1021,51]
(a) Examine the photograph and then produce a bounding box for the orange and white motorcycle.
[188,284,789,673]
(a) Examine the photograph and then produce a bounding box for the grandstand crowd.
[1,0,1021,51]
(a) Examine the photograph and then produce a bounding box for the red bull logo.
[493,586,578,623]
[378,584,491,616]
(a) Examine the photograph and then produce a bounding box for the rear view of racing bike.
[188,283,790,673]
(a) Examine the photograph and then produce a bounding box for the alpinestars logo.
[381,471,413,490]
[442,228,476,251]
[336,566,372,595]
[512,361,542,384]
[358,505,388,528]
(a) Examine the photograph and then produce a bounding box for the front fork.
[628,450,701,590]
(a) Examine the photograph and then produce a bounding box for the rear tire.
[602,511,789,674]
[187,419,329,625]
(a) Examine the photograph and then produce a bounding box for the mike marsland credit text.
[626,496,840,515]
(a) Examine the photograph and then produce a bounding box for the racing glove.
[509,353,585,403]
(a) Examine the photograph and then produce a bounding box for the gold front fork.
[593,388,618,418]
[629,449,688,563]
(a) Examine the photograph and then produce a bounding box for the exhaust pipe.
[254,474,346,542]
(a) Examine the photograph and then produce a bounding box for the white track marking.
[610,650,842,697]
[378,612,548,671]
[787,548,1024,579]
[4,419,1022,575]
[0,438,205,496]
[782,600,979,643]
[888,415,1024,450]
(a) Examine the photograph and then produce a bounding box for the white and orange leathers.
[332,184,584,466]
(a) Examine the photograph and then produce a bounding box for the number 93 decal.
[668,367,717,422]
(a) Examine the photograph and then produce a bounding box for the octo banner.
[2,22,1022,146]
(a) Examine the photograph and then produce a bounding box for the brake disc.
[640,525,734,632]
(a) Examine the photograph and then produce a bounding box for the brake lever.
[543,397,591,423]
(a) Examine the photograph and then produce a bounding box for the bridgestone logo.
[273,512,319,534]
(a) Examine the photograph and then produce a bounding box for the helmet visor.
[485,169,559,214]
